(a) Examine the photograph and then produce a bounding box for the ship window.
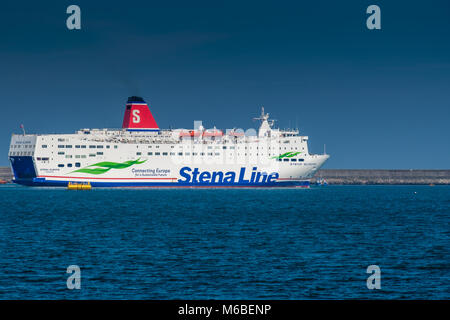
[58,145,64,148]
[37,157,41,160]
[193,152,197,156]
[185,152,190,155]
[215,153,220,156]
[178,152,183,156]
[58,152,64,155]
[75,145,80,148]
[155,152,160,155]
[42,145,47,148]
[97,152,103,155]
[97,145,103,148]
[207,146,212,149]
[291,159,297,162]
[283,159,289,162]
[67,163,72,167]
[75,155,80,158]
[89,145,96,148]
[277,159,282,162]
[89,154,95,157]
[208,152,213,156]
[66,145,72,148]
[81,145,86,148]
[42,157,49,161]
[58,164,64,167]
[298,159,304,162]
[114,146,118,149]
[106,145,110,149]
[148,152,153,155]
[75,163,81,167]
[163,152,168,156]
[65,155,72,158]
[58,138,65,142]
[170,152,175,155]
[81,155,86,158]
[136,152,141,155]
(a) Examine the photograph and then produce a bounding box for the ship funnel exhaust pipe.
[122,96,159,131]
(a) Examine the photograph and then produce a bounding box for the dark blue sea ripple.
[0,185,448,299]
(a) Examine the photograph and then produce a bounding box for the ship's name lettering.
[178,167,279,184]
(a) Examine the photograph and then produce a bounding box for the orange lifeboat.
[227,130,245,137]
[203,129,223,137]
[179,130,202,137]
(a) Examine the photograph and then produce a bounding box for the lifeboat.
[179,130,202,137]
[227,129,245,137]
[202,129,223,137]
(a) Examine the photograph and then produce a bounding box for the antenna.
[253,106,269,122]
[20,124,25,135]
[253,106,276,128]
[324,144,326,155]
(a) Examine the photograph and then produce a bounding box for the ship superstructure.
[8,97,329,187]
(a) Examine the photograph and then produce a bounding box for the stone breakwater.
[313,169,450,185]
[0,167,12,182]
[0,167,449,185]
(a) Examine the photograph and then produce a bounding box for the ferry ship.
[8,97,329,187]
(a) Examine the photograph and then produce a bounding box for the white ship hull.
[8,97,329,188]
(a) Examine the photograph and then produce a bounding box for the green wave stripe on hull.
[72,159,147,175]
[271,152,302,159]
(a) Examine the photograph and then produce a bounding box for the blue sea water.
[0,184,448,299]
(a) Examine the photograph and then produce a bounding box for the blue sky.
[0,0,449,168]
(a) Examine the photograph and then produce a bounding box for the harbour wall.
[0,167,449,185]
[0,167,12,182]
[312,169,450,185]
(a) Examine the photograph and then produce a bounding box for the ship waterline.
[8,96,329,187]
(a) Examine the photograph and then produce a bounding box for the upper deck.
[8,103,313,164]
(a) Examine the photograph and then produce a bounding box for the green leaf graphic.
[285,152,301,158]
[271,152,302,159]
[71,158,147,175]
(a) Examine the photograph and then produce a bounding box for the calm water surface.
[0,184,448,299]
